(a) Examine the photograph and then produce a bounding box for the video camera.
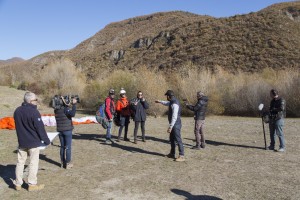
[52,95,80,109]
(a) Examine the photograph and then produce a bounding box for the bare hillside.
[2,2,300,80]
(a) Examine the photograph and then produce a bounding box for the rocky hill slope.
[2,2,300,79]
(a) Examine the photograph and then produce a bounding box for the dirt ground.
[0,87,299,199]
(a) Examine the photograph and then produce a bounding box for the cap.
[164,90,174,96]
[109,89,115,95]
[120,88,126,94]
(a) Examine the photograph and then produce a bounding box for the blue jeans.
[170,125,184,156]
[269,118,285,149]
[59,130,73,163]
[106,121,113,140]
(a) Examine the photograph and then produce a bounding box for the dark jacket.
[168,96,182,127]
[14,102,50,148]
[55,105,76,132]
[269,97,286,121]
[186,96,208,120]
[130,98,149,122]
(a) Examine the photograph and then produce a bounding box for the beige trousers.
[15,147,40,186]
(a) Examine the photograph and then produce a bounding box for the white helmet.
[120,88,126,94]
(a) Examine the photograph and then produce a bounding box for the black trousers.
[133,121,145,141]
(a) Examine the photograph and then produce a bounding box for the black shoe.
[165,153,175,159]
[124,138,130,141]
[192,146,201,150]
[268,146,275,150]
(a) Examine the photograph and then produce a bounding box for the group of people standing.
[12,88,286,191]
[103,88,149,144]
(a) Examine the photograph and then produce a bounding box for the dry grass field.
[0,86,299,200]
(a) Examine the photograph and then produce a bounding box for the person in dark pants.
[268,89,286,152]
[54,96,77,169]
[184,91,208,150]
[130,91,149,144]
[13,92,50,191]
[155,90,185,162]
[116,88,131,141]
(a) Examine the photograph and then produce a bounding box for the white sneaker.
[277,148,285,152]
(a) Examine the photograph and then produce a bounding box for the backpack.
[96,102,109,129]
[113,112,121,127]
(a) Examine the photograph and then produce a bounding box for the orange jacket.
[116,97,131,116]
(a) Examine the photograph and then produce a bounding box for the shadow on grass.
[171,189,223,200]
[40,154,61,168]
[0,164,15,188]
[111,142,166,157]
[184,138,265,150]
[73,133,166,157]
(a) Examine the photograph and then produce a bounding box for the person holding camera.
[104,89,116,144]
[130,91,149,144]
[155,90,185,162]
[13,92,50,191]
[268,89,286,152]
[184,91,208,150]
[116,88,131,141]
[54,96,77,169]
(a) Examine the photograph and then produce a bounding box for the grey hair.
[24,92,36,103]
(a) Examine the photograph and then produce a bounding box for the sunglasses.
[138,94,143,96]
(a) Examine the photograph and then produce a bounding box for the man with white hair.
[13,92,50,191]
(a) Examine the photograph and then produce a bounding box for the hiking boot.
[14,184,22,191]
[28,184,44,191]
[192,146,201,150]
[268,146,275,150]
[133,140,137,144]
[142,138,146,142]
[124,138,130,141]
[277,148,285,152]
[175,156,185,162]
[66,163,73,169]
[165,153,175,159]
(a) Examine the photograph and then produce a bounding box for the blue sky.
[0,0,291,60]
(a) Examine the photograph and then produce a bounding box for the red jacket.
[105,96,115,120]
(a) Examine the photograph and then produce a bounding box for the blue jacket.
[14,102,50,148]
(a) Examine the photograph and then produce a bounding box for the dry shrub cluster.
[177,67,299,117]
[0,61,298,117]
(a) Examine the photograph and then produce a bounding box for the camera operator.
[54,96,77,169]
[184,91,208,150]
[268,89,286,152]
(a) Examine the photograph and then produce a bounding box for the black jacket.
[55,105,76,132]
[14,102,50,148]
[186,96,208,120]
[130,98,149,122]
[269,97,285,121]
